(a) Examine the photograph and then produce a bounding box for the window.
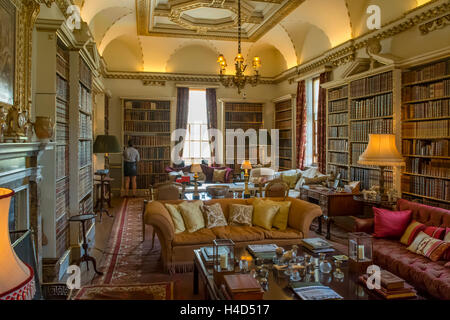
[182,89,211,165]
[312,77,320,165]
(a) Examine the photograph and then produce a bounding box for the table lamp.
[93,134,121,170]
[241,160,252,199]
[358,134,405,201]
[0,188,36,300]
[190,163,202,200]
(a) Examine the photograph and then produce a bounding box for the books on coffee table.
[302,238,334,253]
[247,244,278,262]
[359,271,417,300]
[291,282,343,300]
[223,274,264,300]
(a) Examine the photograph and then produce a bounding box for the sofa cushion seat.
[261,227,303,240]
[373,238,450,299]
[211,226,265,242]
[172,228,217,246]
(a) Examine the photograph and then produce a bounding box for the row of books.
[328,152,348,165]
[350,119,393,142]
[279,131,292,139]
[124,100,170,111]
[225,103,263,113]
[124,134,170,146]
[124,121,170,132]
[328,139,348,150]
[135,146,170,160]
[328,112,348,125]
[402,99,449,119]
[56,54,69,80]
[56,123,69,143]
[402,60,449,84]
[79,195,94,231]
[79,141,92,168]
[279,159,292,169]
[124,109,170,121]
[55,214,69,258]
[402,119,449,137]
[56,145,69,180]
[136,173,169,188]
[402,175,450,201]
[79,84,92,114]
[279,149,292,158]
[351,167,393,191]
[403,194,450,210]
[79,113,93,140]
[226,113,263,123]
[79,165,92,200]
[55,177,69,221]
[277,120,292,130]
[405,158,450,178]
[56,75,69,102]
[351,143,369,165]
[402,139,449,157]
[402,80,450,102]
[350,93,393,119]
[328,85,348,100]
[329,99,348,113]
[359,270,416,300]
[329,126,348,138]
[79,58,92,89]
[328,164,349,180]
[276,109,292,121]
[56,100,69,124]
[350,71,393,98]
[137,160,171,174]
[225,123,263,131]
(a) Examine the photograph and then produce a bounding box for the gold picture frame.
[0,0,16,106]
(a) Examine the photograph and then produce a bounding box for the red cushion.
[423,226,446,239]
[372,207,412,239]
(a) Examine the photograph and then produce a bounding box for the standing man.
[123,139,140,197]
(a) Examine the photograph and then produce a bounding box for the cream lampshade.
[241,161,252,199]
[190,164,202,175]
[190,164,202,200]
[0,188,35,300]
[358,134,405,200]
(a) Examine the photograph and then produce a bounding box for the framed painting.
[0,0,16,106]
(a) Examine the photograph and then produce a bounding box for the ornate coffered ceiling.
[136,0,304,41]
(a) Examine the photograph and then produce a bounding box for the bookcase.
[401,57,450,209]
[324,66,402,193]
[122,99,171,191]
[273,95,295,170]
[224,102,264,173]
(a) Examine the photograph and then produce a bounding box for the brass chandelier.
[217,0,261,94]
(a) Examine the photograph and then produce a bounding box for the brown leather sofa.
[354,199,450,299]
[144,197,322,273]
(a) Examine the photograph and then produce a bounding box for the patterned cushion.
[408,231,450,262]
[202,203,228,228]
[165,204,186,234]
[400,220,426,245]
[178,201,205,233]
[228,204,253,226]
[445,228,450,242]
[213,169,227,183]
[424,226,446,239]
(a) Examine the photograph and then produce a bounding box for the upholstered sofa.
[144,197,322,273]
[166,164,233,183]
[354,199,450,299]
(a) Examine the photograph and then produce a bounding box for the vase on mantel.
[34,116,54,142]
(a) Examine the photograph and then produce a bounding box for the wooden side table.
[299,185,362,239]
[353,195,397,216]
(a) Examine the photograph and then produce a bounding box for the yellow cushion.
[164,203,185,234]
[213,169,226,183]
[252,198,280,231]
[178,201,205,233]
[281,173,299,188]
[400,220,424,245]
[266,200,292,231]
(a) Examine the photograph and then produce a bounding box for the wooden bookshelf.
[401,57,450,209]
[274,97,294,170]
[122,99,171,191]
[326,84,349,181]
[224,102,264,173]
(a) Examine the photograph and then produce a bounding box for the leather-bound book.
[223,274,264,300]
[380,270,405,290]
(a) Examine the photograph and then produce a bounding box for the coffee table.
[192,245,420,300]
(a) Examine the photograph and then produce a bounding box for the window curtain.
[318,72,330,173]
[176,87,189,165]
[296,80,307,170]
[206,88,218,165]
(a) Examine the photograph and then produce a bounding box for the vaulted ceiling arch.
[98,13,136,55]
[89,6,133,45]
[80,0,134,26]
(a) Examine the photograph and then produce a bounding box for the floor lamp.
[358,134,405,201]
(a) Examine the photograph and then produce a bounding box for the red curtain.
[175,87,189,165]
[206,88,218,165]
[296,80,307,170]
[318,72,330,173]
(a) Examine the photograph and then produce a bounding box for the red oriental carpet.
[73,282,174,300]
[92,198,198,300]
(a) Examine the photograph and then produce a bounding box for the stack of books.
[359,270,417,299]
[302,238,334,254]
[291,282,343,300]
[247,244,278,262]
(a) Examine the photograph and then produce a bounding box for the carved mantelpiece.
[0,142,54,281]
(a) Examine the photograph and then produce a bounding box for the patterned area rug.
[73,283,173,300]
[92,198,198,300]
